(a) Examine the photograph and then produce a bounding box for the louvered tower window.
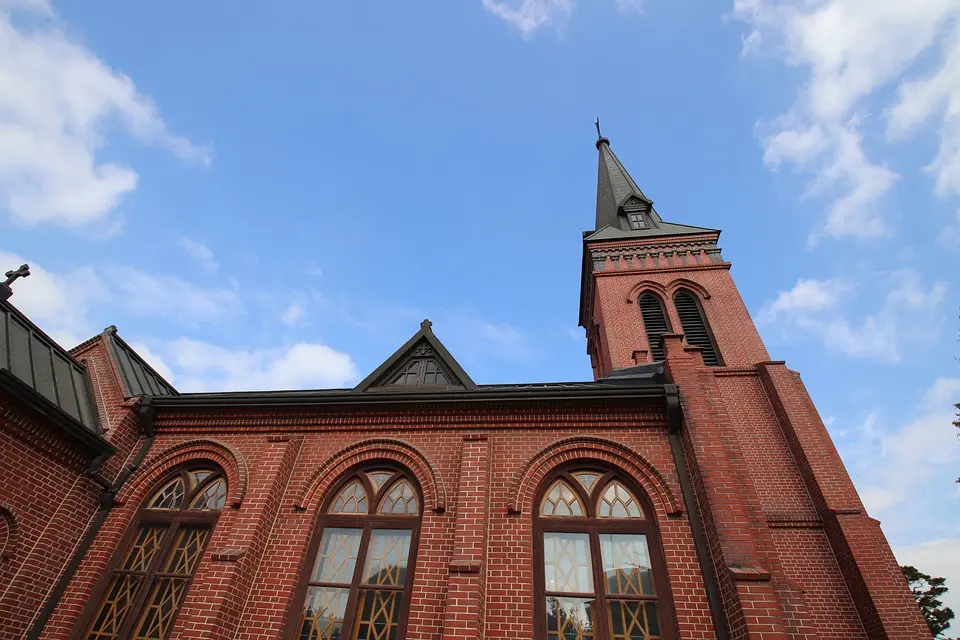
[673,290,721,366]
[638,293,669,362]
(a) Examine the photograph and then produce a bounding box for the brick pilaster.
[176,435,303,640]
[757,362,930,639]
[442,434,490,640]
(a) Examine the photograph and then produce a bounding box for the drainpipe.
[27,399,156,640]
[665,384,730,640]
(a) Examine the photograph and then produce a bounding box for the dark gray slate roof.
[0,299,100,433]
[594,137,718,240]
[104,326,178,398]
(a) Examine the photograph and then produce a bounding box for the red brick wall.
[41,400,718,640]
[0,337,143,640]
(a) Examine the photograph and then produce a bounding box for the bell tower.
[579,131,770,378]
[578,131,932,638]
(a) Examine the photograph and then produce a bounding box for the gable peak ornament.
[420,319,433,332]
[0,263,30,302]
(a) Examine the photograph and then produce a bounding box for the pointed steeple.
[591,125,717,240]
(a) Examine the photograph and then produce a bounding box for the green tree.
[903,565,955,638]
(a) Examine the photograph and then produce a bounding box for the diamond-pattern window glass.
[541,480,585,517]
[162,528,211,576]
[121,526,166,572]
[543,532,593,594]
[597,481,644,519]
[377,480,419,515]
[310,528,363,584]
[600,534,654,596]
[330,479,369,514]
[148,478,185,510]
[362,529,412,587]
[607,600,661,639]
[545,597,596,640]
[299,586,350,640]
[352,589,402,640]
[130,577,190,640]
[572,472,600,493]
[367,471,393,491]
[189,478,227,511]
[85,574,144,639]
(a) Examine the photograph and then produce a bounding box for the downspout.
[665,384,730,640]
[27,399,156,640]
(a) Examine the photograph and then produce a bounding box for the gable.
[355,320,476,392]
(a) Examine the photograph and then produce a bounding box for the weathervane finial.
[595,118,602,141]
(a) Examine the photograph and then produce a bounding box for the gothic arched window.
[79,466,227,640]
[534,467,675,640]
[637,293,670,362]
[290,466,422,640]
[672,290,721,366]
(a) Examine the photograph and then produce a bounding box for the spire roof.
[592,131,718,240]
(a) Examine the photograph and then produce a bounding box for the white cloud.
[760,269,948,361]
[161,338,357,392]
[0,250,107,346]
[894,539,960,618]
[733,0,960,240]
[0,2,209,229]
[281,302,305,326]
[937,208,960,247]
[128,341,175,383]
[481,0,574,37]
[105,265,242,327]
[760,277,848,318]
[179,237,219,274]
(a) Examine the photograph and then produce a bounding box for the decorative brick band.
[507,436,682,516]
[0,500,19,560]
[115,438,249,508]
[293,438,447,513]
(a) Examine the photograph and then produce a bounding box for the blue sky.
[2,0,959,619]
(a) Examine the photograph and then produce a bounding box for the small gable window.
[672,290,721,366]
[627,211,647,230]
[638,293,670,362]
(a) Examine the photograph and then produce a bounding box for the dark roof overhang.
[149,377,668,413]
[0,369,114,457]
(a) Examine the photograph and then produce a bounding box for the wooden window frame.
[72,465,226,640]
[284,464,423,640]
[533,465,678,640]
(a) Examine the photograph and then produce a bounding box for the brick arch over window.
[665,278,711,301]
[508,436,682,517]
[0,501,19,560]
[625,280,669,304]
[116,438,248,508]
[293,438,447,514]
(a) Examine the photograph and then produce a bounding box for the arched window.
[637,293,670,362]
[534,467,675,640]
[672,290,721,366]
[290,466,422,640]
[79,466,227,640]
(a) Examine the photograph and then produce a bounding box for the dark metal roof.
[0,299,101,435]
[103,326,178,398]
[594,137,719,240]
[149,375,667,410]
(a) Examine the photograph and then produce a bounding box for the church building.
[0,133,932,639]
